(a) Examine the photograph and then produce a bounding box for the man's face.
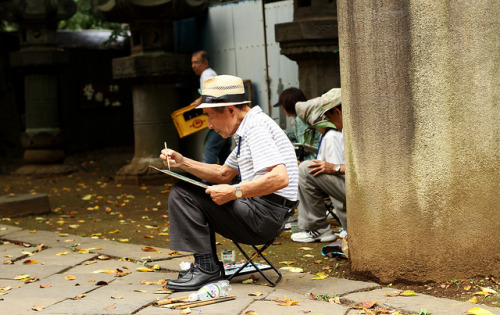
[191,54,208,76]
[203,107,235,139]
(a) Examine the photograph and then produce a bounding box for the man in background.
[190,51,232,164]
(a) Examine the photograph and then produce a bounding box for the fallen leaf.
[245,311,259,315]
[242,279,255,284]
[74,294,86,300]
[180,307,191,314]
[4,260,13,264]
[329,296,341,304]
[111,296,123,299]
[272,241,281,245]
[142,246,158,252]
[23,259,39,265]
[298,247,313,251]
[39,285,51,288]
[464,285,472,291]
[0,286,12,291]
[56,251,68,256]
[65,275,76,280]
[248,291,263,296]
[109,229,120,234]
[279,261,295,265]
[168,251,181,256]
[362,301,377,308]
[312,272,328,280]
[117,238,129,242]
[32,305,45,311]
[276,296,299,306]
[466,297,478,303]
[280,266,303,273]
[303,254,314,258]
[103,304,116,310]
[134,289,147,292]
[467,307,495,315]
[136,267,154,272]
[401,290,417,296]
[114,272,131,277]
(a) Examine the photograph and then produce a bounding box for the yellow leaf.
[23,259,38,265]
[401,290,417,296]
[464,285,472,291]
[279,261,295,265]
[68,225,79,229]
[114,272,131,277]
[65,275,76,280]
[118,238,129,242]
[111,296,123,299]
[245,311,259,315]
[466,297,478,303]
[242,279,255,284]
[158,233,169,236]
[56,251,68,256]
[134,289,147,292]
[312,272,328,280]
[30,230,37,233]
[82,194,93,200]
[467,307,495,315]
[303,254,314,258]
[298,247,313,250]
[136,267,154,272]
[248,291,263,296]
[91,269,107,274]
[58,233,68,237]
[142,246,158,252]
[14,274,31,280]
[479,287,497,294]
[276,296,299,306]
[279,266,303,273]
[180,307,191,314]
[109,229,120,234]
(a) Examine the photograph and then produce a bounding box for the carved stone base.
[14,164,76,176]
[115,157,176,186]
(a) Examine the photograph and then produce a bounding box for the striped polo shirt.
[225,106,298,201]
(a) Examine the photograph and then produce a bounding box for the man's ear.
[227,106,235,115]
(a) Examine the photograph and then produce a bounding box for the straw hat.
[196,75,251,108]
[319,88,341,116]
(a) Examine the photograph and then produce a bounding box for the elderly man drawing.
[160,75,299,291]
[291,88,346,243]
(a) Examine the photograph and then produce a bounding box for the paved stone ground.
[0,224,498,315]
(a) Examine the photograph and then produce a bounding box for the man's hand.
[160,149,184,168]
[308,159,335,177]
[206,184,235,205]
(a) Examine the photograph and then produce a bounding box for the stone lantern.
[92,0,208,184]
[275,0,340,98]
[1,0,77,175]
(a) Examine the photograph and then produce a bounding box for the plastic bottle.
[188,280,232,301]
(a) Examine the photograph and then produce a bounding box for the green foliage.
[1,20,18,31]
[58,0,129,47]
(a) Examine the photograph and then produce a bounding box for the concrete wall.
[338,0,500,282]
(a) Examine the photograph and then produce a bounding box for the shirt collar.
[234,106,262,139]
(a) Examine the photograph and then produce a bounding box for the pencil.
[164,142,170,171]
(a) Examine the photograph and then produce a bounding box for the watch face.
[236,191,243,198]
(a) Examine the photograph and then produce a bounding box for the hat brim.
[196,101,251,109]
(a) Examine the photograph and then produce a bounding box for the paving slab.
[81,239,191,262]
[278,270,380,296]
[0,193,51,217]
[0,241,42,261]
[0,263,71,280]
[21,247,98,266]
[0,224,23,236]
[1,229,93,248]
[242,288,348,315]
[139,282,277,315]
[342,288,500,315]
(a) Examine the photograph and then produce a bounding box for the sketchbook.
[148,165,209,189]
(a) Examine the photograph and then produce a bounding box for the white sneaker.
[336,229,347,239]
[291,228,337,243]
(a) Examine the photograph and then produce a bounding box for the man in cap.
[190,50,232,164]
[291,88,346,243]
[160,75,299,291]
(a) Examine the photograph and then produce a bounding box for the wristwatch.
[335,164,342,174]
[235,185,243,199]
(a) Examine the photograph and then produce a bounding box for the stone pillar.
[275,0,340,98]
[2,0,76,175]
[93,0,208,184]
[338,1,500,282]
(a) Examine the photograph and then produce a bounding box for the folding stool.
[225,206,296,287]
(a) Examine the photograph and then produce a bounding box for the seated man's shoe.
[291,226,336,243]
[167,263,223,291]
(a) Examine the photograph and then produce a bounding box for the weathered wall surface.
[338,0,500,282]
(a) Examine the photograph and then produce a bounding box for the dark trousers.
[168,181,291,255]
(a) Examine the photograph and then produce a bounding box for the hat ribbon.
[202,93,246,103]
